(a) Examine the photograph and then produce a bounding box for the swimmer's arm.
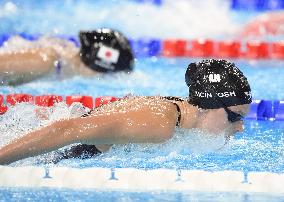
[242,11,284,36]
[0,104,177,164]
[0,48,58,84]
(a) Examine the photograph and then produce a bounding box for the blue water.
[1,58,284,201]
[1,0,284,201]
[2,58,282,173]
[0,187,284,202]
[0,0,244,38]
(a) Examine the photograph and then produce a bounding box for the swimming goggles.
[209,88,244,123]
[223,105,244,123]
[198,86,245,123]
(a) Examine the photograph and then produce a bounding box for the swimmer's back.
[54,96,183,162]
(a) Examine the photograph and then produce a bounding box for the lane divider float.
[1,94,284,121]
[0,166,283,193]
[231,0,284,11]
[0,94,118,115]
[132,38,284,59]
[2,34,284,60]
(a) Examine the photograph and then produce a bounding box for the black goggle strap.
[209,86,244,123]
[223,105,244,123]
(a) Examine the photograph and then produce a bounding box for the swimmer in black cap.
[185,59,252,135]
[0,59,252,165]
[0,28,134,85]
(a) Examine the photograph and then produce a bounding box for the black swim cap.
[79,28,134,73]
[185,59,252,109]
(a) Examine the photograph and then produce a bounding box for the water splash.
[0,0,239,38]
[1,103,283,172]
[0,102,88,148]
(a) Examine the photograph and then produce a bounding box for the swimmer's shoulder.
[85,95,181,116]
[161,97,185,127]
[140,96,185,127]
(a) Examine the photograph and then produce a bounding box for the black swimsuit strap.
[81,109,94,117]
[172,102,181,127]
[163,96,184,127]
[163,96,185,102]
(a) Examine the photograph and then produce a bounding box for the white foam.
[0,102,88,148]
[0,36,78,59]
[0,0,239,38]
[72,0,239,38]
[0,2,17,17]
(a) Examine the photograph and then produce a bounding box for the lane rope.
[0,166,283,193]
[1,94,283,121]
[2,34,284,59]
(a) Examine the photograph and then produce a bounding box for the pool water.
[1,58,284,171]
[0,187,283,202]
[0,58,284,201]
[1,0,284,201]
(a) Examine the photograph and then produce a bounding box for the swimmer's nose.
[234,120,244,132]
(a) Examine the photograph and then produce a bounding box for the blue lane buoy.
[0,34,10,46]
[231,0,284,11]
[130,38,161,57]
[135,0,163,6]
[19,33,40,41]
[245,100,284,121]
[257,100,275,120]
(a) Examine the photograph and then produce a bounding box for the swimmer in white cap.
[0,28,134,85]
[0,59,252,165]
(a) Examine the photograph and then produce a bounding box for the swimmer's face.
[196,104,250,137]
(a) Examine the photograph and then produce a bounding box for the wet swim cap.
[79,28,134,72]
[185,59,252,109]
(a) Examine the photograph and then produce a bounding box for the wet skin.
[0,97,250,164]
[194,104,250,139]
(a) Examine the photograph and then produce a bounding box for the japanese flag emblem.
[97,45,120,64]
